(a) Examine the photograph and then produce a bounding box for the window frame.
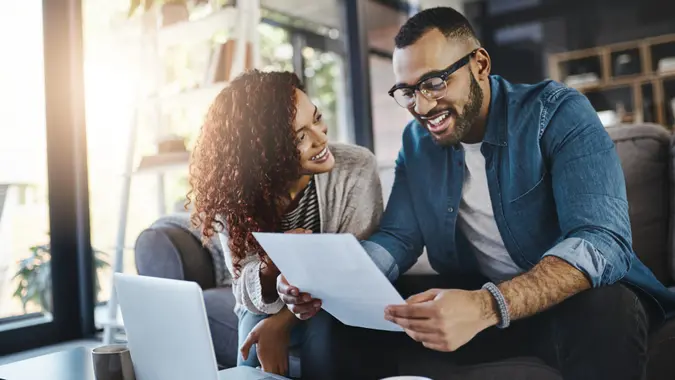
[0,0,95,355]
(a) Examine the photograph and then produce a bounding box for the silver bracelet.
[481,282,510,329]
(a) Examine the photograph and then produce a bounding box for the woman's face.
[293,89,335,174]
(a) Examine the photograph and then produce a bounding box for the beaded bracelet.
[481,282,510,329]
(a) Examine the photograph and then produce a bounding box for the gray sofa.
[134,123,675,379]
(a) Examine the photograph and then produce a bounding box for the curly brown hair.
[187,70,304,277]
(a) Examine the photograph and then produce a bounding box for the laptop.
[113,273,288,380]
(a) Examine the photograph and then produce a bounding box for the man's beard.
[436,72,483,146]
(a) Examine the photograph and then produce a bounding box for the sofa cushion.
[399,356,563,380]
[647,318,675,380]
[203,287,239,368]
[606,124,672,285]
[135,226,216,289]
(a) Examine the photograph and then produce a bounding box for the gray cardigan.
[219,143,384,315]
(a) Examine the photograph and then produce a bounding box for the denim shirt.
[364,75,675,325]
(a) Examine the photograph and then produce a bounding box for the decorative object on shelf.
[128,0,189,26]
[136,134,190,174]
[12,241,110,313]
[204,39,254,84]
[564,72,599,88]
[160,1,189,26]
[658,57,675,73]
[597,110,619,127]
[157,133,187,153]
[614,53,639,77]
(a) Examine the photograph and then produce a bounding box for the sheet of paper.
[252,232,405,332]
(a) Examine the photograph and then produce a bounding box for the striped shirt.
[280,177,321,233]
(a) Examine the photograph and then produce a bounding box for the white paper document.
[252,232,405,332]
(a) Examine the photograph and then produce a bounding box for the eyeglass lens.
[392,76,447,108]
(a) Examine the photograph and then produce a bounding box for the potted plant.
[12,243,110,313]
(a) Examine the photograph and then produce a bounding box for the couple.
[188,6,675,380]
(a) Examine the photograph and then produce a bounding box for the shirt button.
[448,207,454,212]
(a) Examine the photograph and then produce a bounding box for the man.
[278,6,675,379]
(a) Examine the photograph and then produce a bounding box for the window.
[259,23,294,72]
[303,47,348,142]
[0,0,92,355]
[0,0,51,325]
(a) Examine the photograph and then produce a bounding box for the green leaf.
[128,0,141,17]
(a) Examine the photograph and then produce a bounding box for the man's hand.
[285,228,313,235]
[276,274,322,320]
[384,288,498,352]
[240,311,294,375]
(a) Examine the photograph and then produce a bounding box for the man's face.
[392,29,484,146]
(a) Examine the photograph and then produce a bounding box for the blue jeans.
[236,308,340,379]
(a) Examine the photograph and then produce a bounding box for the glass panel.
[262,0,349,142]
[259,23,294,72]
[303,47,348,143]
[0,2,51,322]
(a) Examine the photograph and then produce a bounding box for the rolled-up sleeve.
[364,142,425,281]
[219,233,284,315]
[541,94,633,287]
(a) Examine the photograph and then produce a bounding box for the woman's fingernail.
[291,289,298,296]
[314,301,321,308]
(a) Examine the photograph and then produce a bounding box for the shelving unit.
[102,0,261,344]
[548,33,675,129]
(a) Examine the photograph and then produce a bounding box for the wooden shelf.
[148,81,228,109]
[549,33,675,128]
[133,151,190,175]
[157,6,237,50]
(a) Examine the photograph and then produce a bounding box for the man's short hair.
[395,7,480,49]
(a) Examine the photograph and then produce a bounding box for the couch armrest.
[134,224,216,289]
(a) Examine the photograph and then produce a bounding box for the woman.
[187,70,383,379]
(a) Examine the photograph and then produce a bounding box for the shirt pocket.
[507,159,548,203]
[507,172,559,260]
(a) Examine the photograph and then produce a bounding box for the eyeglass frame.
[387,48,480,108]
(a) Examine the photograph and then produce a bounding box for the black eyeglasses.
[388,49,479,109]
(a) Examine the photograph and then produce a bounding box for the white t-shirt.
[457,142,524,283]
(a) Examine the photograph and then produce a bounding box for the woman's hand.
[240,309,296,375]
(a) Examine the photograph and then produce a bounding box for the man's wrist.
[278,307,300,327]
[477,288,501,328]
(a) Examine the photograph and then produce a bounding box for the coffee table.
[0,346,286,380]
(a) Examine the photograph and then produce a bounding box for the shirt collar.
[482,75,508,147]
